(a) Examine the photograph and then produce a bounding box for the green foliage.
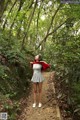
[0,93,21,120]
[43,19,80,118]
[0,29,33,119]
[0,29,32,95]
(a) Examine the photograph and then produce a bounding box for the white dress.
[31,64,45,82]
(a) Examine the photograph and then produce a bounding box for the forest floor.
[18,72,62,120]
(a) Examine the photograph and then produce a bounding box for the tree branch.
[17,0,34,38]
[36,19,67,49]
[0,0,10,19]
[2,0,18,29]
[36,4,62,49]
[10,0,25,30]
[46,4,62,38]
[36,0,43,41]
[21,0,38,50]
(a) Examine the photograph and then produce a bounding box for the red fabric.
[31,61,50,71]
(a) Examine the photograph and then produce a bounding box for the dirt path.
[18,72,62,120]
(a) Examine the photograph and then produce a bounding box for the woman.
[30,55,50,108]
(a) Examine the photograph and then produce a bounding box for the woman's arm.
[30,62,33,64]
[30,62,33,68]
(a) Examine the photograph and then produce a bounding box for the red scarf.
[31,61,50,71]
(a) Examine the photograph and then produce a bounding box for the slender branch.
[46,4,62,38]
[36,4,62,49]
[2,0,18,29]
[17,0,34,38]
[0,0,10,20]
[10,0,34,32]
[10,0,25,30]
[48,20,67,36]
[21,0,38,50]
[36,0,44,41]
[36,6,40,38]
[0,0,5,18]
[36,19,67,49]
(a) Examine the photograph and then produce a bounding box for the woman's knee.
[33,83,37,93]
[34,89,37,93]
[38,82,43,93]
[39,89,42,93]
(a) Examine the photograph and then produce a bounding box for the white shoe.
[38,103,42,107]
[32,103,36,107]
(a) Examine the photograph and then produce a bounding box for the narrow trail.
[18,72,61,120]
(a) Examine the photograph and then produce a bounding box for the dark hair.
[39,54,42,61]
[34,54,42,61]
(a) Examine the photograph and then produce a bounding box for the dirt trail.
[18,72,61,120]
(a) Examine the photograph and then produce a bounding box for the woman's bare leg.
[38,82,43,103]
[33,82,37,103]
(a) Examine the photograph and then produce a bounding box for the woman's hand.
[30,62,33,64]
